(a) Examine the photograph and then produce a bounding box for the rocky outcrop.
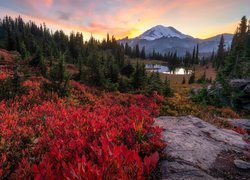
[155,116,250,180]
[228,119,250,132]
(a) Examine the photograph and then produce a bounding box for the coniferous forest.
[0,16,172,97]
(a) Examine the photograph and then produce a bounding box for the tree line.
[214,16,250,79]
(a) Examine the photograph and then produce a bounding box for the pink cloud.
[1,0,249,39]
[45,0,54,7]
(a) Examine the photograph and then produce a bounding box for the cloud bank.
[0,0,249,39]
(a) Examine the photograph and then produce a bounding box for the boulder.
[229,79,250,88]
[234,159,250,170]
[228,119,250,131]
[222,79,250,110]
[155,116,250,179]
[243,104,250,110]
[244,84,250,95]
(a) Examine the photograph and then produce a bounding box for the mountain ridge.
[137,25,193,40]
[119,25,233,56]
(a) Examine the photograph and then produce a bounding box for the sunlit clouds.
[0,0,249,40]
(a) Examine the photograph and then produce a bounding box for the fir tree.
[44,54,71,96]
[162,77,172,97]
[195,44,199,64]
[192,46,196,65]
[19,41,29,59]
[221,16,250,78]
[146,72,163,95]
[182,77,186,84]
[188,71,195,84]
[214,35,225,69]
[140,46,146,59]
[132,62,147,90]
[121,61,134,78]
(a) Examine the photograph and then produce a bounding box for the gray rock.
[234,159,250,170]
[191,88,201,95]
[243,134,250,141]
[154,116,250,179]
[243,104,250,111]
[194,121,206,128]
[244,84,250,95]
[229,79,250,88]
[161,161,220,180]
[228,119,250,131]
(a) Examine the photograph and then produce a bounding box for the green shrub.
[0,71,26,100]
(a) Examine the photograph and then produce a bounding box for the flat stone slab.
[160,161,221,180]
[228,119,250,131]
[155,116,250,179]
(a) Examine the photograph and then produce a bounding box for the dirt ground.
[210,150,250,180]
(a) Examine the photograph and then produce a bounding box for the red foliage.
[0,71,10,81]
[233,126,247,135]
[144,152,159,175]
[0,79,165,179]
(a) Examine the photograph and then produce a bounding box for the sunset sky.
[0,0,249,40]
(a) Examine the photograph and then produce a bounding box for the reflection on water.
[145,64,192,75]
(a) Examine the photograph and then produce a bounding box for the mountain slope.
[138,25,192,40]
[119,26,233,56]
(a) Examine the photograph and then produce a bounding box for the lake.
[145,64,192,75]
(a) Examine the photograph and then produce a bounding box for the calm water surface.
[145,64,192,75]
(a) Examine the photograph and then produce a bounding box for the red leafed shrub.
[144,152,159,175]
[233,126,247,135]
[0,79,165,179]
[0,71,9,81]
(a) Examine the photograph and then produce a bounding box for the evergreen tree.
[107,33,110,43]
[195,44,199,64]
[192,46,196,65]
[121,61,134,78]
[132,62,147,90]
[182,77,186,84]
[162,77,172,97]
[124,43,131,56]
[43,54,71,96]
[140,46,146,59]
[40,54,47,77]
[77,55,83,80]
[19,41,29,59]
[221,16,250,78]
[134,44,140,58]
[146,72,163,95]
[210,50,215,62]
[188,71,195,84]
[214,35,225,69]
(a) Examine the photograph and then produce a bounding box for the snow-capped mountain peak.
[138,25,192,41]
